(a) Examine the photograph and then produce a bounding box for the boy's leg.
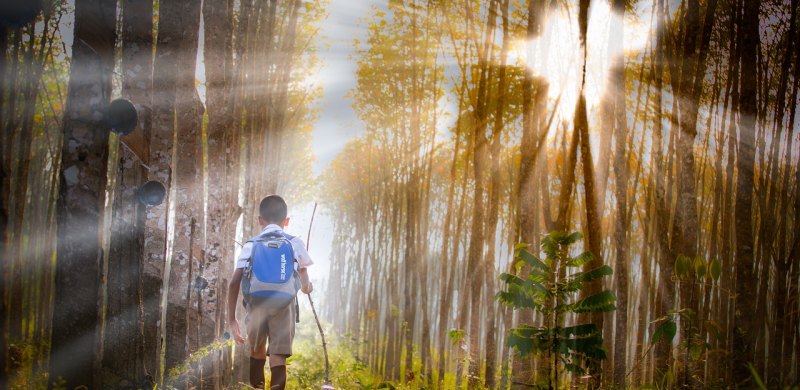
[265,304,296,390]
[268,355,288,390]
[246,305,269,388]
[249,357,267,388]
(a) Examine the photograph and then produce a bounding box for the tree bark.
[483,2,510,387]
[0,24,9,390]
[464,3,498,386]
[101,0,154,385]
[610,0,628,385]
[732,0,760,383]
[513,4,548,387]
[50,0,117,387]
[164,0,204,380]
[103,146,149,387]
[203,0,236,387]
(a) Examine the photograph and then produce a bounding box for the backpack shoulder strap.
[243,234,269,261]
[279,233,298,263]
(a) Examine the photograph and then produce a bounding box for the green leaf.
[549,231,571,242]
[572,290,617,313]
[693,256,706,278]
[541,235,559,259]
[709,258,721,282]
[496,274,540,310]
[559,323,600,338]
[518,249,549,273]
[675,255,689,278]
[499,272,522,284]
[566,265,614,286]
[651,319,677,345]
[497,289,538,310]
[507,325,549,357]
[566,251,594,268]
[529,282,551,300]
[564,231,584,245]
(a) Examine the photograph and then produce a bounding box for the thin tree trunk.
[610,0,628,385]
[483,1,509,385]
[513,3,548,387]
[0,24,8,388]
[437,78,466,387]
[146,0,185,380]
[732,0,761,384]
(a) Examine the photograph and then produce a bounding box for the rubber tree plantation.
[1,0,799,388]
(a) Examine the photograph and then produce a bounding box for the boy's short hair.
[259,195,288,223]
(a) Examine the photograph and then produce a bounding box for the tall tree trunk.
[49,0,117,387]
[671,0,717,384]
[575,1,605,387]
[147,0,184,380]
[610,0,628,385]
[513,3,548,387]
[651,0,678,377]
[103,146,148,387]
[164,0,205,381]
[764,1,799,387]
[436,79,466,387]
[462,1,498,386]
[732,0,760,383]
[483,2,510,387]
[101,0,154,385]
[203,0,236,387]
[774,2,800,384]
[0,24,10,389]
[401,2,422,382]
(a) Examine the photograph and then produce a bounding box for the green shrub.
[497,231,616,388]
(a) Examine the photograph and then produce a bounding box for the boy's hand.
[301,282,313,294]
[229,319,245,344]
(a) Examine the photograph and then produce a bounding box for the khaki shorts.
[245,301,296,356]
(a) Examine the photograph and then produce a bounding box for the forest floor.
[218,307,445,390]
[275,308,426,390]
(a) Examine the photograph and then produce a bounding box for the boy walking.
[228,195,314,389]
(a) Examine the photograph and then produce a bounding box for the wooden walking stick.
[305,202,333,389]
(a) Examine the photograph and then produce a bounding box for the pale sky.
[287,0,384,289]
[310,0,382,174]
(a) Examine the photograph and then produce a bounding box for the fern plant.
[497,231,616,388]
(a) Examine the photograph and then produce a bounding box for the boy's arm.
[298,267,313,294]
[227,268,245,344]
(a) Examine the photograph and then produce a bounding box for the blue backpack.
[241,231,300,310]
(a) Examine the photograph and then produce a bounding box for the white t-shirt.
[236,224,314,269]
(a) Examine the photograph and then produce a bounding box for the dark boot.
[249,357,266,388]
[269,365,287,390]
